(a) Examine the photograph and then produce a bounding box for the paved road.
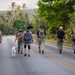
[0,36,75,75]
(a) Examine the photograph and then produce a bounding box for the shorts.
[38,38,45,45]
[57,39,63,48]
[24,39,32,44]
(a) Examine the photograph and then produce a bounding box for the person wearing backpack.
[55,26,65,54]
[23,27,33,57]
[71,28,75,53]
[36,26,46,54]
[15,29,23,53]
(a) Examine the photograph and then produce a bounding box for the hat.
[19,29,22,32]
[59,26,63,30]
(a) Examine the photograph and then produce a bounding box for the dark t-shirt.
[57,30,65,39]
[37,30,46,38]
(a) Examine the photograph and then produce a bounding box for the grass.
[46,39,72,47]
[33,34,72,47]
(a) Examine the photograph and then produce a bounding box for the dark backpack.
[24,31,31,41]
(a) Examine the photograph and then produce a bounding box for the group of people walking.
[15,26,46,57]
[0,25,75,57]
[15,27,33,57]
[14,26,75,57]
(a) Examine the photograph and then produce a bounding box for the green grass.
[46,39,72,47]
[33,34,72,47]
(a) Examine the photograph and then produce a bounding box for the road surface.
[0,36,75,75]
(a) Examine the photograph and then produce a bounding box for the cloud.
[0,0,38,10]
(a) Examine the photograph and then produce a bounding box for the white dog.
[11,46,16,57]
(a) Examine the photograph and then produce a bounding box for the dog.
[11,46,16,57]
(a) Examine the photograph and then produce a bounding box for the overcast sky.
[0,0,39,10]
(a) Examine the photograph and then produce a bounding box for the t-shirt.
[57,30,65,39]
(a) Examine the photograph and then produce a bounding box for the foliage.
[65,12,75,41]
[37,0,74,33]
[46,34,55,39]
[0,2,30,34]
[12,19,25,30]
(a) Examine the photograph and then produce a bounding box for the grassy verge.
[46,39,72,47]
[33,34,72,47]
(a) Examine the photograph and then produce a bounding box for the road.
[0,36,75,75]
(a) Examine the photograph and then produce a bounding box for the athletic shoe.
[42,50,44,54]
[24,54,27,56]
[28,55,30,57]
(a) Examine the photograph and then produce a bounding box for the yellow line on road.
[32,46,75,72]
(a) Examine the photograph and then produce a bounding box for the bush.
[46,34,55,39]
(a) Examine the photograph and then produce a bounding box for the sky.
[0,0,39,10]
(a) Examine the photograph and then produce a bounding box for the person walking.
[6,30,8,37]
[23,27,33,57]
[0,31,2,43]
[36,26,46,54]
[71,28,75,53]
[55,26,65,54]
[15,29,23,54]
[10,30,13,35]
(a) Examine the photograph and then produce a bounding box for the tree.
[11,2,15,10]
[22,3,26,10]
[13,19,24,30]
[6,11,12,22]
[37,0,74,33]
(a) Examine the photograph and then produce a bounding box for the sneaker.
[39,50,41,53]
[24,54,27,56]
[42,50,44,54]
[28,55,30,57]
[59,49,62,54]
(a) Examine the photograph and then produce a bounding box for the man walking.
[56,26,65,54]
[36,26,46,54]
[15,29,23,54]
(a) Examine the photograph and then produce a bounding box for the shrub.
[46,34,55,39]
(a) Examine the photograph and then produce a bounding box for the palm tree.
[24,13,29,25]
[16,5,21,19]
[6,11,12,22]
[11,2,15,10]
[22,3,26,10]
[11,2,16,20]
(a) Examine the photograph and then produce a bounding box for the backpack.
[39,29,45,39]
[17,33,22,41]
[24,31,31,41]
